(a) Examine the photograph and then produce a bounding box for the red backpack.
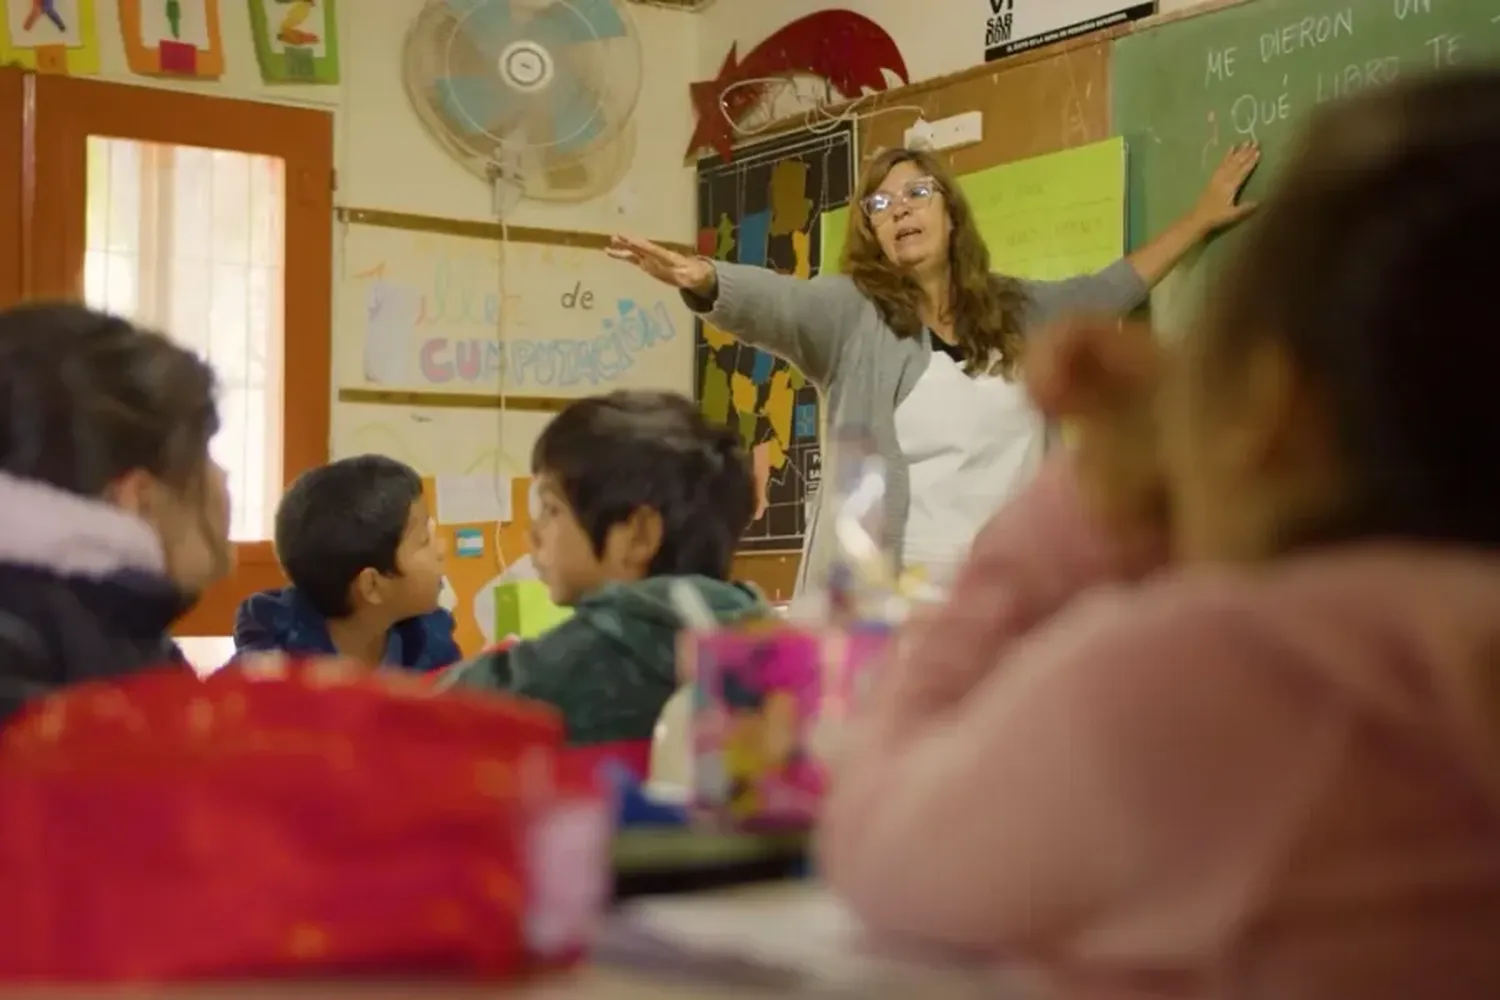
[0,659,611,982]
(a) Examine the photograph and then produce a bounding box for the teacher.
[608,142,1258,595]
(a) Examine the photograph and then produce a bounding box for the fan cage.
[402,0,643,201]
[623,0,715,9]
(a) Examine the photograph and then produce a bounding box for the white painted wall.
[82,0,703,498]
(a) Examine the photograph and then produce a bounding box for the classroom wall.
[341,2,698,234]
[75,0,701,445]
[72,2,701,643]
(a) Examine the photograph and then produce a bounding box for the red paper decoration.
[687,10,910,161]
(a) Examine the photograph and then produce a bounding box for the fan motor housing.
[499,39,553,91]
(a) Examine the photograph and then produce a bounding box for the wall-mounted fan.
[403,0,643,212]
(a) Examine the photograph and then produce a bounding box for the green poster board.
[249,0,340,84]
[1115,0,1500,331]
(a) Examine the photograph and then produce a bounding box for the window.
[25,74,332,635]
[83,138,286,541]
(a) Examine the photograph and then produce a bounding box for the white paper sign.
[983,0,1157,61]
[434,472,512,525]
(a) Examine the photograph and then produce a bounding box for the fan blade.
[526,0,627,48]
[545,65,603,153]
[445,0,516,62]
[436,75,528,134]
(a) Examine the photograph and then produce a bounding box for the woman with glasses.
[608,144,1256,595]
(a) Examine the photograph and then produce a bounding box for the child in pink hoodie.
[818,68,1500,998]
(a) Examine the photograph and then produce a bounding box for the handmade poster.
[119,0,224,78]
[0,0,100,73]
[695,122,854,553]
[249,0,338,84]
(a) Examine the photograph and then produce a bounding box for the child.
[438,390,765,744]
[234,455,459,670]
[819,69,1500,997]
[0,304,231,721]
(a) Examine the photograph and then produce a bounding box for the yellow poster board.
[962,137,1127,281]
[0,0,100,73]
[819,206,849,276]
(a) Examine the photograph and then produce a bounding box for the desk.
[19,967,1008,999]
[20,886,1009,998]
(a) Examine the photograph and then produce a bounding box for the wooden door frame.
[0,68,23,307]
[27,77,334,636]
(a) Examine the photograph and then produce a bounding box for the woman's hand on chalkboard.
[1192,142,1261,232]
[607,235,717,297]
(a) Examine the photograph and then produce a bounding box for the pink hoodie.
[818,458,1500,998]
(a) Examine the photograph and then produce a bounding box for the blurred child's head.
[274,455,444,623]
[529,390,754,605]
[1160,69,1500,564]
[0,303,231,593]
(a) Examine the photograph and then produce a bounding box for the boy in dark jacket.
[438,390,765,743]
[234,455,459,671]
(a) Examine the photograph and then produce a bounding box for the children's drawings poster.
[695,123,854,552]
[0,0,100,72]
[337,222,693,400]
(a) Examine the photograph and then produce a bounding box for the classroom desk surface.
[18,969,1011,999]
[11,977,1002,998]
[18,885,1012,998]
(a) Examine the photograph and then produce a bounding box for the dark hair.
[844,147,1031,376]
[0,303,218,496]
[532,390,754,580]
[1204,68,1500,551]
[274,455,424,617]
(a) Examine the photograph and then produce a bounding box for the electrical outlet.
[927,112,983,150]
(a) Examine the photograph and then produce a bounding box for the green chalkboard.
[1114,0,1500,331]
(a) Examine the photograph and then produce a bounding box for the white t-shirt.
[893,344,1045,590]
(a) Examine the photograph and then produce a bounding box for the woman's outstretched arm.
[608,235,864,386]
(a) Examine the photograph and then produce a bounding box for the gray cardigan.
[686,260,1148,594]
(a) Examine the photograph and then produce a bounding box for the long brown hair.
[841,147,1030,375]
[1198,68,1500,553]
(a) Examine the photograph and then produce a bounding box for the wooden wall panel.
[733,551,800,606]
[0,68,22,308]
[856,37,1116,175]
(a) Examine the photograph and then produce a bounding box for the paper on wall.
[434,472,512,525]
[819,207,849,275]
[363,279,415,385]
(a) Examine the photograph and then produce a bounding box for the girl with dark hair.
[0,303,232,721]
[820,69,1500,998]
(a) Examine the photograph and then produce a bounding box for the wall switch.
[903,119,935,150]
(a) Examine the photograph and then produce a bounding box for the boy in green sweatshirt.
[437,390,766,744]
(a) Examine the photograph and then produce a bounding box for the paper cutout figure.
[0,0,99,73]
[275,0,316,45]
[118,0,224,77]
[24,0,65,31]
[250,0,339,84]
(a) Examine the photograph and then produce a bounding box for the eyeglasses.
[862,177,938,219]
